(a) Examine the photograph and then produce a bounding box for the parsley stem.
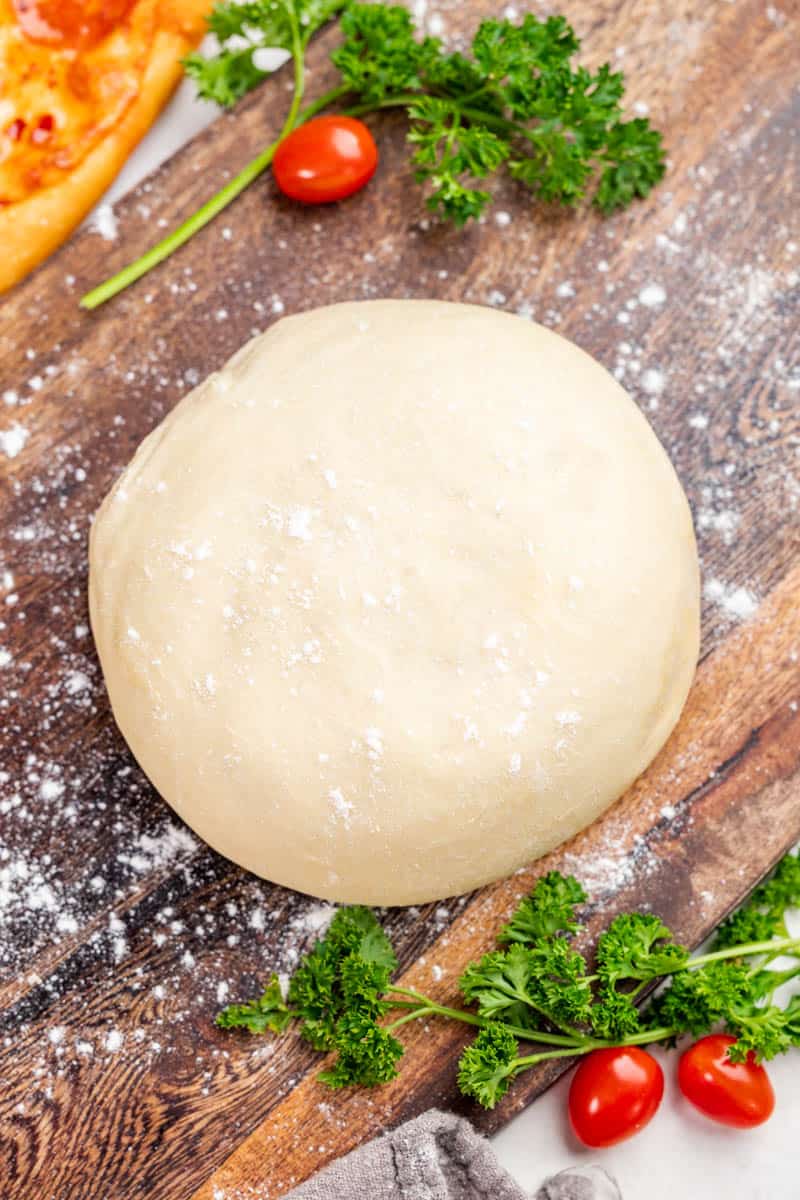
[342,94,514,136]
[386,1006,437,1031]
[80,71,349,309]
[512,1026,682,1070]
[513,1045,594,1070]
[385,986,585,1047]
[687,936,800,970]
[617,1025,676,1046]
[80,141,282,309]
[284,12,308,145]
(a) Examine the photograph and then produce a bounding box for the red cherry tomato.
[272,116,378,205]
[568,1047,664,1148]
[678,1035,775,1128]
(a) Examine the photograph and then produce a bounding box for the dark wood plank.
[0,0,797,1197]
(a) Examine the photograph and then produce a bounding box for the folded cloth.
[282,1109,622,1200]
[282,1109,526,1200]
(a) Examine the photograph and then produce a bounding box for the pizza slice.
[0,0,212,293]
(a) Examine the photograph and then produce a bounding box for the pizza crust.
[0,1,210,293]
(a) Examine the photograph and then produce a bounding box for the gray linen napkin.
[282,1109,622,1200]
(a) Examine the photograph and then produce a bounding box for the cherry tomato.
[273,116,378,205]
[568,1047,664,1148]
[678,1035,775,1128]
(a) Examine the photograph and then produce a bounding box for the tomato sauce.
[12,0,137,48]
[0,0,145,204]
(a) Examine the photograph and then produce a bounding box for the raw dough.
[89,301,700,905]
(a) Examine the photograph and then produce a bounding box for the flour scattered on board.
[0,422,29,458]
[638,282,666,307]
[703,578,759,622]
[88,202,118,241]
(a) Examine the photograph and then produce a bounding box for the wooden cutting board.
[1,2,798,1197]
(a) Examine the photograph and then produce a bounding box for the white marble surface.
[98,77,798,1200]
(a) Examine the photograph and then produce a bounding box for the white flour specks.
[194,672,217,700]
[292,902,336,938]
[329,787,353,827]
[703,578,759,621]
[88,202,118,241]
[696,506,740,545]
[287,507,313,541]
[117,824,199,875]
[638,282,666,307]
[640,368,665,396]
[462,717,480,743]
[505,711,528,738]
[104,1030,124,1053]
[555,710,582,727]
[363,727,384,762]
[0,422,29,458]
[39,779,65,801]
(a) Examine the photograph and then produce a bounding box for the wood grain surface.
[0,1,798,1198]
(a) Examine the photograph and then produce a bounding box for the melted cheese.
[0,0,159,206]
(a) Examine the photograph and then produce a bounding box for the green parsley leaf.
[205,0,286,42]
[589,986,642,1041]
[407,98,508,225]
[726,1001,799,1063]
[498,871,586,945]
[594,119,666,213]
[460,945,535,1021]
[289,906,397,1048]
[650,961,754,1039]
[185,0,347,109]
[715,851,800,948]
[298,0,349,40]
[595,913,688,987]
[319,1012,404,1086]
[216,973,293,1033]
[331,4,440,104]
[470,13,579,83]
[184,47,271,108]
[457,1024,519,1108]
[460,938,592,1031]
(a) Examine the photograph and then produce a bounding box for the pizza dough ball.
[89,301,699,905]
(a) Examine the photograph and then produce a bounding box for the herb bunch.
[82,1,665,307]
[218,852,800,1108]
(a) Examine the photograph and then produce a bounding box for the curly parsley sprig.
[217,853,800,1109]
[81,1,665,308]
